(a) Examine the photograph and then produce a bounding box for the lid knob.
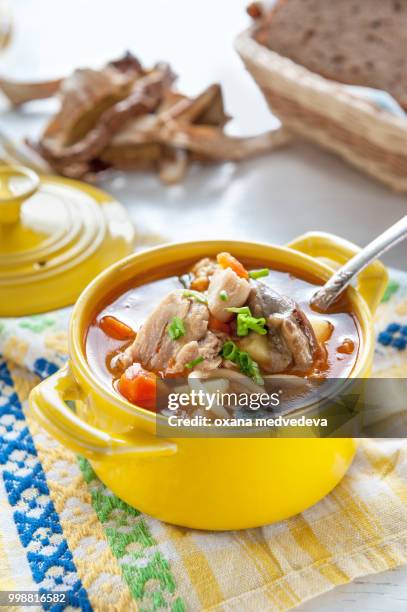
[0,165,40,224]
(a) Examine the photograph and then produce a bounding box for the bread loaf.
[254,0,407,109]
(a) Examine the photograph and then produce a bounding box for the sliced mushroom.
[158,147,189,184]
[34,64,175,169]
[159,123,292,161]
[29,53,292,183]
[0,77,62,107]
[166,83,230,126]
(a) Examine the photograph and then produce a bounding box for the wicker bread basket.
[235,28,407,192]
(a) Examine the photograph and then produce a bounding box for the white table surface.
[2,1,407,610]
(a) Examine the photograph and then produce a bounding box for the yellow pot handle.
[288,231,388,314]
[29,363,177,460]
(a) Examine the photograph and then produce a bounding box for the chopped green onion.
[168,316,185,340]
[226,306,251,315]
[183,290,207,304]
[226,306,267,336]
[238,350,251,371]
[248,361,264,385]
[219,290,228,302]
[237,314,267,337]
[238,351,264,385]
[221,340,239,362]
[185,356,204,369]
[220,341,264,385]
[249,268,269,280]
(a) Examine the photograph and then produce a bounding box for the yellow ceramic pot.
[29,233,388,530]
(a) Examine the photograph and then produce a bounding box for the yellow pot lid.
[0,165,136,316]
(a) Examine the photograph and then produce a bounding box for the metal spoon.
[312,216,407,311]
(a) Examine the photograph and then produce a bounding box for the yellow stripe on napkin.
[148,438,407,611]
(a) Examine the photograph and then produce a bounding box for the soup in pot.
[86,252,360,411]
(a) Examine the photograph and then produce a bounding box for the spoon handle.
[312,216,407,311]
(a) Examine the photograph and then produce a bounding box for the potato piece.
[238,333,270,366]
[309,317,333,344]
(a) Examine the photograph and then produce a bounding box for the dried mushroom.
[33,64,175,166]
[0,77,62,106]
[158,124,290,161]
[42,52,148,148]
[27,52,290,183]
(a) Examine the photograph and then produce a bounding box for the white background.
[2,1,407,610]
[2,0,407,267]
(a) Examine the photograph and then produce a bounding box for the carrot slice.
[100,315,135,340]
[208,314,230,335]
[118,365,156,410]
[216,252,248,279]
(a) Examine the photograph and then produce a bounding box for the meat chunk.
[191,257,218,280]
[112,290,209,374]
[261,316,293,373]
[207,268,251,322]
[170,331,222,373]
[249,282,294,319]
[170,341,200,373]
[190,257,219,291]
[286,309,319,370]
[197,331,222,371]
[248,281,318,373]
